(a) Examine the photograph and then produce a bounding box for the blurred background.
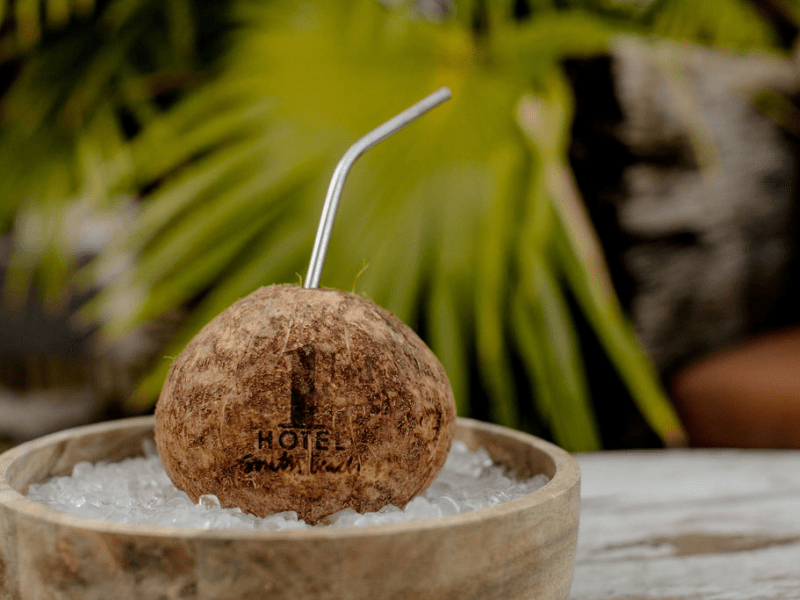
[1,0,799,452]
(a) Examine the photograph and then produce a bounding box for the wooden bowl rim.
[0,416,579,541]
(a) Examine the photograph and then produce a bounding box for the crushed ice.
[26,439,549,530]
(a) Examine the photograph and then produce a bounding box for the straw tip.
[437,86,453,99]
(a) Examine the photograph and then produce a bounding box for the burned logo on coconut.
[155,284,456,524]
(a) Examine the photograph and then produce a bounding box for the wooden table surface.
[571,449,800,600]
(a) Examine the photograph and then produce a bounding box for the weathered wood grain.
[572,450,800,600]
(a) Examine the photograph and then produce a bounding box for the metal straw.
[304,87,452,289]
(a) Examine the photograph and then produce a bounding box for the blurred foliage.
[0,0,229,301]
[2,0,796,450]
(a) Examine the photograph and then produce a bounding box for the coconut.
[154,284,456,524]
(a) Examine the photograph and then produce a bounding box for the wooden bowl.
[0,416,580,600]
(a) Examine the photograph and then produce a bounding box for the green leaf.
[491,8,621,77]
[15,0,42,50]
[515,156,601,450]
[114,136,276,251]
[45,0,69,28]
[645,0,778,50]
[512,260,601,452]
[473,142,528,427]
[516,78,683,445]
[427,278,470,417]
[552,217,685,445]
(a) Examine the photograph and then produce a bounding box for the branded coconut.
[155,284,456,524]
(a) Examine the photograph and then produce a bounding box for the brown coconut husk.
[155,284,456,524]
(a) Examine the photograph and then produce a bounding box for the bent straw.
[304,87,452,289]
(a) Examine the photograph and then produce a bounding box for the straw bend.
[304,87,452,289]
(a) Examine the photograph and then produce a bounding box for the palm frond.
[644,0,779,49]
[0,0,217,305]
[516,84,685,445]
[12,0,786,447]
[78,0,684,451]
